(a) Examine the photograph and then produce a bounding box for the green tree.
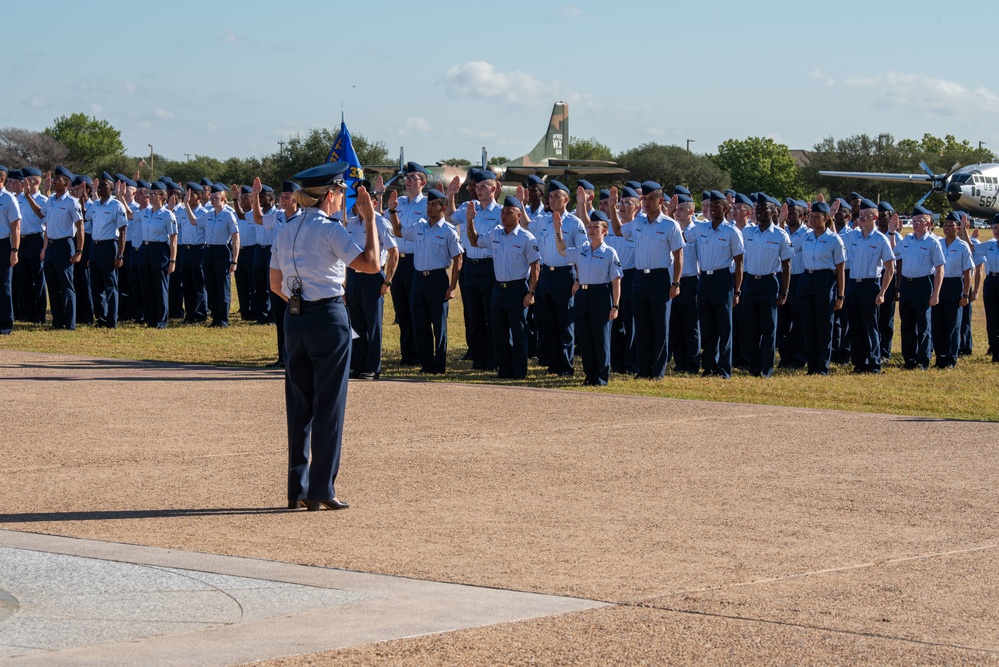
[615,142,730,196]
[264,128,389,185]
[441,158,471,166]
[43,113,125,173]
[713,137,806,200]
[568,136,614,162]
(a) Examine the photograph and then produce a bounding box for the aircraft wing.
[503,165,629,177]
[819,170,934,183]
[362,164,401,175]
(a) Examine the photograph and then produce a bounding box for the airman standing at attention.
[831,198,855,364]
[388,188,463,374]
[388,162,429,367]
[874,201,901,360]
[0,164,21,335]
[894,205,944,370]
[463,195,540,380]
[776,199,809,369]
[796,201,846,375]
[71,175,95,326]
[668,193,701,374]
[729,193,754,369]
[958,213,984,356]
[13,167,48,324]
[250,184,277,325]
[88,172,128,328]
[842,198,896,373]
[233,186,258,322]
[962,216,999,363]
[932,212,974,368]
[185,184,240,327]
[524,174,546,218]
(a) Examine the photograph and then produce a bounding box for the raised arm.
[347,188,381,273]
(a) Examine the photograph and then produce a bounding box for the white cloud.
[844,71,999,115]
[90,103,102,115]
[441,61,551,106]
[643,127,667,138]
[153,108,174,120]
[224,29,238,44]
[26,95,49,109]
[404,117,431,133]
[560,5,581,16]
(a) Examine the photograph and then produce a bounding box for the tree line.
[2,113,994,215]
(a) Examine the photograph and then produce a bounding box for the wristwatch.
[168,260,176,264]
[384,279,393,287]
[734,290,741,296]
[671,281,680,287]
[10,247,17,253]
[611,304,620,310]
[836,295,845,300]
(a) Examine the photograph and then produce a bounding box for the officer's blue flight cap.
[294,161,349,189]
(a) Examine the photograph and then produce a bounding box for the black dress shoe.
[287,499,307,509]
[307,498,350,511]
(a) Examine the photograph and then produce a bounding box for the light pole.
[686,139,695,154]
[184,153,191,162]
[147,144,154,179]
[278,141,285,157]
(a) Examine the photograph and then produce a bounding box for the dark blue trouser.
[234,250,255,320]
[284,296,350,503]
[411,268,450,373]
[742,273,779,377]
[462,258,495,369]
[777,273,807,368]
[390,254,419,364]
[832,269,851,364]
[272,292,287,362]
[345,267,385,375]
[89,240,119,328]
[491,279,529,379]
[573,283,612,385]
[984,274,999,362]
[537,265,575,374]
[126,244,144,321]
[931,277,964,367]
[14,233,46,323]
[798,270,836,374]
[253,245,273,323]
[899,275,933,369]
[610,268,637,374]
[878,281,898,360]
[732,295,745,369]
[669,275,700,373]
[169,247,184,319]
[959,300,974,355]
[74,233,93,325]
[632,268,672,379]
[139,242,170,328]
[205,245,232,325]
[846,279,882,372]
[0,237,12,333]
[698,270,734,377]
[44,237,77,330]
[181,245,208,321]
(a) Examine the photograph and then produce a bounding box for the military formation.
[1,161,998,382]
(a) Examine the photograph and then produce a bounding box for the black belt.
[806,269,834,274]
[143,241,167,245]
[21,232,42,238]
[496,280,525,289]
[745,272,777,280]
[49,236,73,241]
[258,244,271,249]
[989,272,999,277]
[183,244,203,249]
[903,275,931,282]
[577,283,609,290]
[543,265,572,272]
[852,277,877,283]
[699,270,728,276]
[418,268,447,276]
[465,257,492,264]
[91,239,117,245]
[639,268,669,274]
[303,295,344,305]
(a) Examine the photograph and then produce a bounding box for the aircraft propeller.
[914,161,961,206]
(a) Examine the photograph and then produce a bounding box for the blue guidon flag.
[326,113,364,213]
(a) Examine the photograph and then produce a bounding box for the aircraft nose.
[946,182,963,203]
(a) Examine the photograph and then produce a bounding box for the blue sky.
[5,0,995,169]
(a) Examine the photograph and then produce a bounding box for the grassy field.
[2,230,996,421]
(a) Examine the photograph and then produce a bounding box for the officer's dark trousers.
[732,296,745,369]
[139,242,170,328]
[89,240,119,328]
[573,283,612,385]
[777,273,807,368]
[205,245,232,326]
[271,292,287,363]
[253,245,273,323]
[610,268,637,374]
[491,280,529,379]
[462,258,495,369]
[14,233,46,322]
[798,269,836,374]
[742,272,779,377]
[389,254,419,364]
[182,245,208,322]
[411,268,450,373]
[845,278,882,372]
[959,300,974,356]
[284,296,349,503]
[984,274,999,362]
[831,269,851,364]
[168,251,185,320]
[698,270,734,378]
[878,280,898,360]
[126,245,144,321]
[0,237,12,334]
[669,274,700,373]
[74,233,93,325]
[234,250,255,320]
[345,268,385,376]
[632,268,671,379]
[44,238,76,330]
[899,275,933,369]
[457,255,472,355]
[932,277,964,368]
[537,265,575,374]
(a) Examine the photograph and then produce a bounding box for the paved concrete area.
[2,349,999,665]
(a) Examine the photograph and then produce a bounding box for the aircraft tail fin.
[508,102,568,167]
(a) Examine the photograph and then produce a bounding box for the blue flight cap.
[160,176,174,185]
[136,179,152,189]
[992,213,999,225]
[186,182,204,192]
[641,181,662,195]
[211,183,229,194]
[878,201,894,213]
[859,198,878,211]
[100,171,115,182]
[674,185,690,196]
[22,167,43,177]
[589,210,610,223]
[621,187,640,200]
[724,189,736,197]
[749,192,761,203]
[702,190,711,200]
[200,177,214,187]
[850,191,863,200]
[548,180,569,194]
[167,181,185,192]
[812,201,831,214]
[53,166,74,181]
[281,180,301,193]
[911,205,932,217]
[624,180,641,190]
[0,164,7,173]
[945,211,962,222]
[599,189,610,200]
[72,174,92,187]
[525,174,544,186]
[426,188,446,202]
[294,161,349,189]
[471,169,496,183]
[8,169,22,179]
[795,199,809,209]
[260,184,274,194]
[240,185,253,195]
[114,172,129,182]
[120,176,137,187]
[708,190,727,201]
[578,179,595,191]
[502,195,522,208]
[784,197,798,207]
[351,179,373,193]
[835,197,852,211]
[149,181,167,192]
[405,161,428,175]
[676,194,693,204]
[733,193,753,206]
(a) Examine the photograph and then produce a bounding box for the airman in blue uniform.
[88,172,128,328]
[136,181,178,328]
[874,201,902,360]
[777,198,809,369]
[71,175,95,326]
[13,167,47,323]
[957,213,984,356]
[668,193,701,374]
[606,186,640,374]
[233,185,258,321]
[932,211,974,368]
[0,164,21,335]
[832,198,855,364]
[184,184,240,327]
[388,162,429,366]
[894,205,945,370]
[963,215,999,363]
[796,201,847,375]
